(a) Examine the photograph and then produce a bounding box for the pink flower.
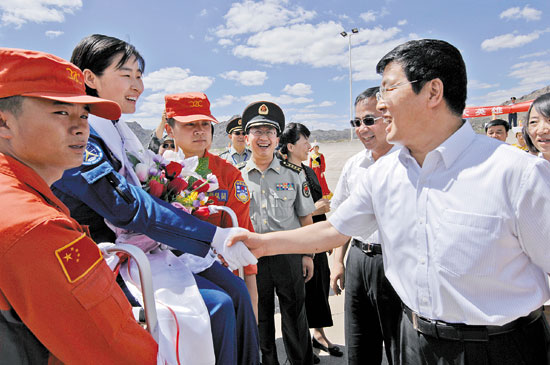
[148,179,165,198]
[167,177,189,194]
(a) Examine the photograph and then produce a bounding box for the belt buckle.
[362,242,374,256]
[411,311,419,331]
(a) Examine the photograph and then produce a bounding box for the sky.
[1,0,549,131]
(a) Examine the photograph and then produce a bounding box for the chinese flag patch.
[55,234,103,283]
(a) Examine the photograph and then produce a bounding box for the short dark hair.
[484,119,510,132]
[278,122,311,155]
[0,96,24,117]
[376,39,467,116]
[355,87,379,106]
[522,93,550,154]
[71,34,145,97]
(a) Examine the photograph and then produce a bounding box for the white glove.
[211,227,257,270]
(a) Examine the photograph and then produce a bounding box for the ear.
[426,78,444,110]
[82,69,99,90]
[245,134,250,145]
[0,110,14,140]
[165,123,174,138]
[286,142,295,153]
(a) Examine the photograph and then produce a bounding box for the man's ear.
[0,110,14,140]
[165,123,174,138]
[82,69,99,90]
[426,78,444,109]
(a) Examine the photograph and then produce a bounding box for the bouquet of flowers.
[128,149,219,218]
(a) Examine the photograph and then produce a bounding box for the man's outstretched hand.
[211,227,258,270]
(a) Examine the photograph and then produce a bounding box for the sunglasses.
[162,143,175,149]
[350,116,383,128]
[232,131,244,136]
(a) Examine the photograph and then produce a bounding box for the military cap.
[242,101,285,134]
[226,115,243,134]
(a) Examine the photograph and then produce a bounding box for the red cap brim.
[22,92,122,120]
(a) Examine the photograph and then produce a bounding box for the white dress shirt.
[329,121,550,325]
[331,146,399,244]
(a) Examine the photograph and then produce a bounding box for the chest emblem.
[82,140,103,166]
[276,182,295,191]
[235,180,250,203]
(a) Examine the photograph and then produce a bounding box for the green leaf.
[126,153,141,167]
[195,157,212,178]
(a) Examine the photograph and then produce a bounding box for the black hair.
[0,96,23,117]
[71,34,145,97]
[376,39,467,116]
[484,119,510,132]
[278,122,311,155]
[522,93,550,154]
[354,86,380,106]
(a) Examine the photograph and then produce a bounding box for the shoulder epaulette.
[236,161,248,170]
[280,160,302,173]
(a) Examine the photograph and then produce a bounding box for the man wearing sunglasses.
[330,86,401,365]
[219,115,251,165]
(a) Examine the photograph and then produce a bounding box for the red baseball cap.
[0,48,121,120]
[165,92,218,124]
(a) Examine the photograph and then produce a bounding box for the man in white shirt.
[330,86,401,365]
[229,39,550,364]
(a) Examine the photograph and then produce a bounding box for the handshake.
[211,227,257,270]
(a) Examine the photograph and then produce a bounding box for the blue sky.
[1,0,549,130]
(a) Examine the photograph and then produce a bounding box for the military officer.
[219,114,251,165]
[240,101,316,365]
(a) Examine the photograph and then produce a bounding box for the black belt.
[403,305,543,342]
[351,239,382,256]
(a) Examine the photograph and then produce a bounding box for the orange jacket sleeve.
[0,219,157,364]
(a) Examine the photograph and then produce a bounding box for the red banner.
[462,100,533,119]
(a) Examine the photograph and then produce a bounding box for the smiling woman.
[523,93,550,161]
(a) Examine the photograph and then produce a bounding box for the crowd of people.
[0,34,549,365]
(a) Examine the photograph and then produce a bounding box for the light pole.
[341,28,359,141]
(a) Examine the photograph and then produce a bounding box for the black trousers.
[305,252,333,328]
[400,307,550,364]
[345,245,402,365]
[257,254,313,365]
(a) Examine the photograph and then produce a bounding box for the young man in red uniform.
[165,92,260,364]
[0,48,158,363]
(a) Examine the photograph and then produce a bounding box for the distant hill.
[126,84,550,148]
[468,85,550,133]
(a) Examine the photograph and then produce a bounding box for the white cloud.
[0,0,82,27]
[218,38,234,46]
[283,83,312,96]
[467,60,550,106]
[219,70,268,86]
[200,9,207,16]
[398,19,407,26]
[331,75,346,81]
[211,95,239,108]
[215,0,316,37]
[240,92,313,105]
[519,50,549,59]
[143,67,214,94]
[45,30,63,38]
[500,6,542,21]
[360,11,377,23]
[468,79,499,90]
[305,101,335,109]
[481,29,549,51]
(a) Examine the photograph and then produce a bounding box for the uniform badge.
[258,104,269,115]
[82,140,103,166]
[55,234,103,283]
[235,180,250,203]
[302,181,311,198]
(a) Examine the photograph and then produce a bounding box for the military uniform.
[219,115,252,165]
[241,101,316,365]
[219,145,252,165]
